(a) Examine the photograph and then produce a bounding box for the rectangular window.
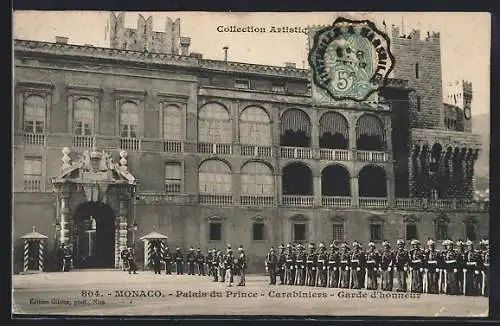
[416,95,421,111]
[164,162,182,193]
[271,81,286,93]
[436,223,448,241]
[209,222,222,241]
[23,157,42,192]
[332,224,345,241]
[406,224,418,241]
[293,223,306,241]
[369,224,383,242]
[415,63,419,79]
[235,79,250,89]
[252,223,265,241]
[465,223,477,241]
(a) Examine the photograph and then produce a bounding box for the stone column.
[59,192,71,246]
[386,175,395,207]
[116,191,129,268]
[414,153,422,197]
[310,108,319,158]
[350,176,359,207]
[349,114,357,159]
[276,172,282,206]
[313,171,322,207]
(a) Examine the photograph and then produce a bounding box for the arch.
[240,161,274,195]
[198,159,232,194]
[358,165,387,197]
[72,201,116,269]
[321,164,351,196]
[120,101,139,138]
[198,102,232,143]
[239,105,272,146]
[319,111,349,149]
[282,162,313,195]
[162,104,182,140]
[23,95,46,134]
[280,108,311,147]
[74,98,94,136]
[356,114,385,151]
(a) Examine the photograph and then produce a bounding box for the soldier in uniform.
[265,247,278,285]
[338,242,351,288]
[380,241,394,291]
[394,239,409,292]
[424,239,440,294]
[224,247,234,287]
[196,248,205,276]
[206,249,213,277]
[62,245,73,272]
[218,250,226,282]
[174,247,184,275]
[327,243,340,288]
[455,240,466,295]
[409,239,424,293]
[305,243,317,287]
[350,241,364,289]
[295,244,306,286]
[316,243,329,287]
[442,240,459,295]
[186,247,196,275]
[120,247,130,271]
[284,244,296,285]
[277,244,286,285]
[365,242,380,290]
[164,245,173,275]
[237,246,247,286]
[151,246,163,274]
[480,239,489,297]
[463,240,482,296]
[127,247,138,274]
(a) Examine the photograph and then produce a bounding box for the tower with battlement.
[444,80,473,132]
[108,12,185,55]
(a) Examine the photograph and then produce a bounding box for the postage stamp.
[12,11,490,317]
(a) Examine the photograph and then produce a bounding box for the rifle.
[408,268,413,292]
[481,271,486,296]
[438,269,442,293]
[349,268,353,289]
[364,268,368,289]
[444,270,448,294]
[423,269,428,293]
[463,269,467,295]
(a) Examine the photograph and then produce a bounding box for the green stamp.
[308,17,395,102]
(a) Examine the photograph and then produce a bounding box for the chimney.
[223,46,229,62]
[55,36,69,44]
[179,37,191,56]
[284,62,296,68]
[190,52,203,59]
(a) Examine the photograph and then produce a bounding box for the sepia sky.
[13,11,490,115]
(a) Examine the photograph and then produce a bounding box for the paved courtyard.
[12,270,488,317]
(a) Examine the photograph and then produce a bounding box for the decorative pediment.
[402,214,420,224]
[367,214,386,224]
[289,214,309,222]
[207,215,226,222]
[434,213,450,224]
[329,215,345,223]
[250,215,267,221]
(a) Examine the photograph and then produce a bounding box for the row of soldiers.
[138,245,248,287]
[265,238,489,296]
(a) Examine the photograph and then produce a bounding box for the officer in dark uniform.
[63,245,73,272]
[380,241,394,291]
[151,246,163,274]
[394,239,409,292]
[442,240,459,295]
[327,243,340,288]
[294,244,306,286]
[206,249,213,277]
[277,244,286,285]
[480,239,489,297]
[463,240,482,296]
[195,248,205,276]
[127,247,138,274]
[316,243,328,287]
[409,239,424,293]
[305,243,317,287]
[338,242,351,288]
[218,250,226,282]
[284,244,295,285]
[224,247,234,287]
[424,239,440,294]
[350,241,364,289]
[186,247,196,275]
[237,246,247,286]
[266,247,278,285]
[120,247,130,271]
[164,245,173,275]
[365,242,380,290]
[174,247,184,275]
[456,240,466,294]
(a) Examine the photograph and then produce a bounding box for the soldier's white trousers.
[225,269,233,286]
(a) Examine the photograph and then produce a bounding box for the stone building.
[12,14,488,273]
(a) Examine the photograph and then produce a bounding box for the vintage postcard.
[12,11,490,317]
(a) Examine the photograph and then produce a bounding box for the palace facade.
[12,14,488,273]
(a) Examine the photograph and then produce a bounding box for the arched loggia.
[359,165,387,197]
[321,165,351,196]
[282,162,313,195]
[280,109,311,148]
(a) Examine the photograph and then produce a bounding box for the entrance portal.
[72,202,116,269]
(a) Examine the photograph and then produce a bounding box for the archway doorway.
[72,201,116,269]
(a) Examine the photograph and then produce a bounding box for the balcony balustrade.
[359,197,388,208]
[72,135,95,148]
[319,148,351,161]
[23,133,45,146]
[356,150,388,163]
[23,175,42,192]
[197,142,232,155]
[163,140,184,153]
[199,194,233,205]
[240,145,272,157]
[322,196,351,207]
[240,195,274,206]
[280,146,313,159]
[282,195,314,207]
[120,138,141,151]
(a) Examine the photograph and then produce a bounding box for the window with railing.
[24,157,42,192]
[162,104,182,141]
[120,101,139,138]
[23,95,46,146]
[164,162,182,193]
[198,103,232,144]
[73,98,94,136]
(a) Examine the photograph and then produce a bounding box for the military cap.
[176,247,180,250]
[227,247,233,252]
[208,249,212,253]
[427,239,435,246]
[483,239,489,245]
[308,243,314,249]
[279,244,285,249]
[286,243,292,248]
[270,247,275,251]
[443,240,453,246]
[319,242,325,248]
[456,240,464,246]
[330,243,335,248]
[368,242,375,247]
[396,239,405,245]
[189,247,194,251]
[466,240,473,246]
[227,244,232,249]
[382,240,390,247]
[238,246,244,251]
[352,241,359,247]
[197,248,201,251]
